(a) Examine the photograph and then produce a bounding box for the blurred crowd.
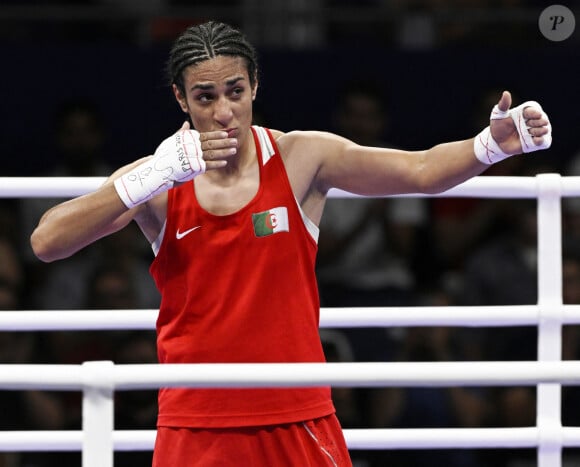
[0,3,579,465]
[0,1,572,49]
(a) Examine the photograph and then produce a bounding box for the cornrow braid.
[167,21,258,94]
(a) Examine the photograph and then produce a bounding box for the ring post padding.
[536,173,564,467]
[82,361,115,467]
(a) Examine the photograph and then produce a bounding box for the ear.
[172,84,189,113]
[251,80,258,101]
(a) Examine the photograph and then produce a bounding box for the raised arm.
[309,91,551,196]
[30,160,154,263]
[31,122,237,263]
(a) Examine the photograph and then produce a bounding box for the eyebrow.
[190,76,245,92]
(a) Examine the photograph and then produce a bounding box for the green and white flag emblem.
[252,207,289,237]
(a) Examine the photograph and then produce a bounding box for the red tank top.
[150,126,334,427]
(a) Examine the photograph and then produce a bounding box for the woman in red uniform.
[31,21,551,466]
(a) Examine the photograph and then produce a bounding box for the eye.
[196,93,214,103]
[230,87,244,98]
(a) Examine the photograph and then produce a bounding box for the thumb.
[180,120,190,130]
[497,90,512,113]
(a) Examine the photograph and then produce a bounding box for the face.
[336,93,385,146]
[58,110,104,161]
[173,55,257,144]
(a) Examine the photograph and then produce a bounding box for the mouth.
[225,128,238,138]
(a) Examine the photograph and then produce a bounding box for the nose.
[213,96,234,126]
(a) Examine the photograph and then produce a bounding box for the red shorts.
[152,414,352,467]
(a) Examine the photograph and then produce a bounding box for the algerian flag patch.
[252,207,289,237]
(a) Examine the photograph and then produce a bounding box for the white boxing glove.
[474,101,552,165]
[114,128,206,209]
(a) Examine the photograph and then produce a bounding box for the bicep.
[315,134,425,196]
[285,131,483,200]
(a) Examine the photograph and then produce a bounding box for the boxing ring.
[2,173,580,467]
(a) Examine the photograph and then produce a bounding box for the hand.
[152,120,205,183]
[114,121,237,209]
[490,90,552,156]
[193,123,239,170]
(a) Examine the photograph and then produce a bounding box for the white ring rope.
[0,174,576,467]
[1,361,580,390]
[2,175,580,199]
[2,305,580,330]
[3,427,580,452]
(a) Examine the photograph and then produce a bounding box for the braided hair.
[167,21,258,95]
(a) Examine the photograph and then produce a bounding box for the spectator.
[0,241,66,467]
[428,87,527,294]
[20,98,112,253]
[114,331,158,467]
[317,78,428,362]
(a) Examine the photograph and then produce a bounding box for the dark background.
[0,3,578,175]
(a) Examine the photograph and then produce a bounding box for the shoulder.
[266,130,350,205]
[271,130,347,158]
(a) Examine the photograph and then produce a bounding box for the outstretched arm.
[310,90,551,196]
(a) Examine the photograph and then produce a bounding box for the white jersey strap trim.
[254,125,319,244]
[152,220,166,256]
[296,197,319,244]
[252,125,276,166]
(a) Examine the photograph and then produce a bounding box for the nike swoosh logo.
[176,226,201,239]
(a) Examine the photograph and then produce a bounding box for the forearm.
[30,124,205,262]
[419,138,488,194]
[30,183,132,262]
[316,134,488,197]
